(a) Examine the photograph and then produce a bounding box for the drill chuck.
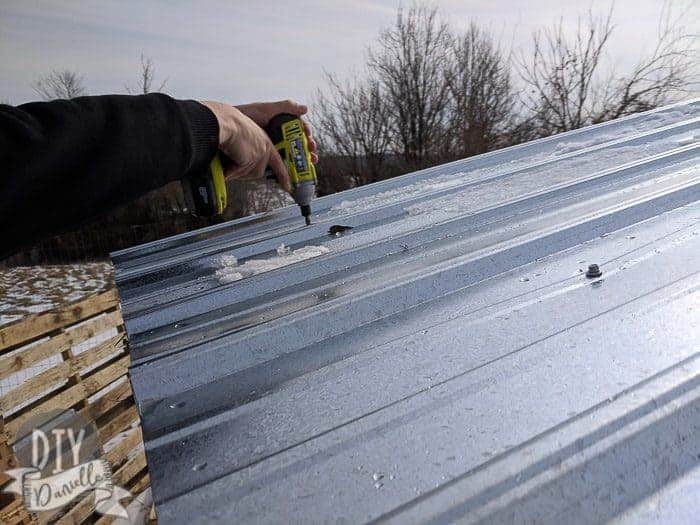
[293,179,315,225]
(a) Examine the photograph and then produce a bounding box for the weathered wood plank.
[113,450,148,487]
[0,415,18,518]
[82,355,130,397]
[0,311,123,380]
[77,379,132,423]
[2,501,35,525]
[4,383,85,444]
[49,438,146,525]
[3,356,132,443]
[0,290,119,351]
[0,288,150,524]
[50,493,95,525]
[99,404,139,448]
[93,474,152,525]
[128,473,151,496]
[71,334,126,373]
[0,361,72,413]
[104,427,143,470]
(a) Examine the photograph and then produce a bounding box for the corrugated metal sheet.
[113,100,700,524]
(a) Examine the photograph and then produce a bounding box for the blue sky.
[1,0,697,107]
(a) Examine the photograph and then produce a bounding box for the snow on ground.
[216,245,330,283]
[0,262,114,326]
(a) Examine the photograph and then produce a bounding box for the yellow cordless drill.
[183,113,317,225]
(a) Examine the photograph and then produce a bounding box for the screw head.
[329,224,353,236]
[586,264,602,278]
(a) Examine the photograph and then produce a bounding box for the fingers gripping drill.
[183,113,317,225]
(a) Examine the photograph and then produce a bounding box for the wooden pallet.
[0,289,153,524]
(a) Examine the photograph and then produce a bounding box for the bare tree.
[126,53,168,94]
[447,24,515,157]
[315,75,393,190]
[368,3,452,168]
[595,3,697,122]
[308,1,698,203]
[518,4,695,136]
[32,70,86,100]
[517,10,613,135]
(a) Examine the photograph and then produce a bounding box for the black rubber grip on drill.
[264,113,297,144]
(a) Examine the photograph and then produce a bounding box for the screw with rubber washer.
[586,264,602,278]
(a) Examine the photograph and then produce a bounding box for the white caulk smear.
[216,245,330,283]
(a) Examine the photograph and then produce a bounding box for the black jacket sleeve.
[0,94,219,257]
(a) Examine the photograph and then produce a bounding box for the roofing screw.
[586,264,602,278]
[329,224,353,236]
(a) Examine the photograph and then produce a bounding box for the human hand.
[237,99,318,163]
[200,100,291,191]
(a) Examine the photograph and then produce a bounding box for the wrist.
[177,99,219,176]
[200,101,239,146]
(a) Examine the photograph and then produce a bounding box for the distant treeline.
[313,3,696,194]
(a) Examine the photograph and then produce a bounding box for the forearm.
[0,94,218,257]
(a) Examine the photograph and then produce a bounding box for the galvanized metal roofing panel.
[113,100,700,524]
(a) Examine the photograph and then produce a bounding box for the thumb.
[273,99,307,117]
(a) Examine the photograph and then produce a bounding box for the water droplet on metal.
[192,462,207,471]
[374,482,384,490]
[372,473,384,481]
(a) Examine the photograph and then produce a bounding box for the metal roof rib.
[113,99,700,524]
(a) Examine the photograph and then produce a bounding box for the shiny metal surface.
[114,100,700,524]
